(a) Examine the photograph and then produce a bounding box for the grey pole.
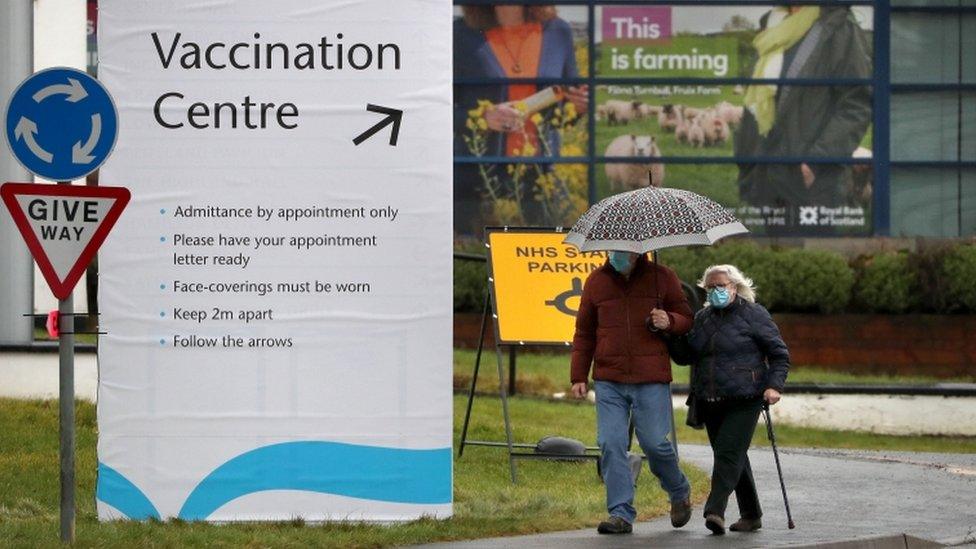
[0,0,34,345]
[58,179,76,544]
[58,290,75,543]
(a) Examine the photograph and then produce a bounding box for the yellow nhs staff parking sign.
[487,228,610,344]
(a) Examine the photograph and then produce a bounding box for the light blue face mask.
[609,251,635,274]
[708,286,731,308]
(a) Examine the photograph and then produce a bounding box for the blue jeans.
[595,380,690,524]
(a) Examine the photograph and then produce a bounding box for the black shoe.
[705,514,726,535]
[670,498,692,528]
[729,517,762,532]
[597,515,633,534]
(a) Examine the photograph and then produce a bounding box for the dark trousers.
[701,397,763,520]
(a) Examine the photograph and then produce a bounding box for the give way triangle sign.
[1,182,130,300]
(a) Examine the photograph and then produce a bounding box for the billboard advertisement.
[453,4,874,238]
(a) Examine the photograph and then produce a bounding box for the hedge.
[454,241,976,315]
[943,244,976,312]
[853,252,919,313]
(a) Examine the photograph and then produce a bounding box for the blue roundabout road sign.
[4,67,119,181]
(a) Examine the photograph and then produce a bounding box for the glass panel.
[891,92,960,161]
[963,170,976,236]
[891,0,976,6]
[964,15,976,83]
[594,5,873,79]
[595,84,872,159]
[891,13,960,83]
[595,162,871,237]
[964,92,976,161]
[453,5,590,78]
[454,84,589,159]
[455,162,590,239]
[890,168,963,237]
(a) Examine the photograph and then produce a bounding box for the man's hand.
[800,163,816,189]
[571,382,588,399]
[764,388,782,405]
[649,308,671,331]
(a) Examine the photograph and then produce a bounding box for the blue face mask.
[708,286,731,308]
[609,251,635,274]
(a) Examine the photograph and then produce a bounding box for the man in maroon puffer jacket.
[570,251,694,534]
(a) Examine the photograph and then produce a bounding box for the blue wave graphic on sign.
[96,462,161,520]
[178,441,452,520]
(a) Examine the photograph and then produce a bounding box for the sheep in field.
[603,99,638,126]
[687,120,706,148]
[714,101,744,127]
[657,104,683,132]
[604,134,665,190]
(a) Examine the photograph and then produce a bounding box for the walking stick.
[762,402,795,529]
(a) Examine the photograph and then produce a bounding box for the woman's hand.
[564,85,589,115]
[764,388,782,405]
[485,103,524,133]
[571,382,588,399]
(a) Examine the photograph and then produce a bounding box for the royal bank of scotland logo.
[798,206,819,226]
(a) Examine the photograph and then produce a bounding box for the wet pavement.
[421,444,976,548]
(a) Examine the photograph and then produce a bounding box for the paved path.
[0,351,98,401]
[422,445,976,548]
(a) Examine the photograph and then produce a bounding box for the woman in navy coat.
[669,264,790,535]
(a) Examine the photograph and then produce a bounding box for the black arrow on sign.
[352,104,403,146]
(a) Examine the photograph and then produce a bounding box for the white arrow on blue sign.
[4,67,118,181]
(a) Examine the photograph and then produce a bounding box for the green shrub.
[766,249,853,313]
[454,257,488,313]
[906,244,953,313]
[942,244,976,313]
[455,241,976,316]
[658,240,765,286]
[659,240,793,311]
[708,241,782,309]
[656,245,710,287]
[854,252,918,313]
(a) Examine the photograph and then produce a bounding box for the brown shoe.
[705,514,726,535]
[670,498,692,528]
[729,517,762,532]
[597,515,633,534]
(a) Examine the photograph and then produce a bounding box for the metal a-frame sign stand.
[456,227,680,483]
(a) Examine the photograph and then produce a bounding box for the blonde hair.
[698,264,756,304]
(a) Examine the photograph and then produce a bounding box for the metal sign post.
[57,225,75,542]
[1,181,129,545]
[3,66,124,544]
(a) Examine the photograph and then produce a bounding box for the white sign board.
[96,0,452,521]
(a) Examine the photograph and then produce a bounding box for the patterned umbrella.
[563,187,748,252]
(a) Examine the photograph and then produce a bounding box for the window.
[890,4,975,236]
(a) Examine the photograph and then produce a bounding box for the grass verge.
[0,397,707,548]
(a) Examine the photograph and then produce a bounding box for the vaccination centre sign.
[95,0,453,521]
